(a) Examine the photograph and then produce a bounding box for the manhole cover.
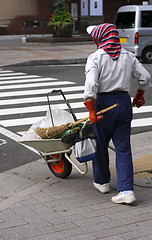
[110,154,152,187]
[134,176,152,188]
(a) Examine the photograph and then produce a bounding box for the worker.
[84,23,151,204]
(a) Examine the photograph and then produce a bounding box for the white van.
[115,5,152,63]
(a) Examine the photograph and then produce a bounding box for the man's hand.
[84,98,103,123]
[132,89,145,108]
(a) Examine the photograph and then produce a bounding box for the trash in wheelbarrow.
[36,103,119,140]
[20,106,75,141]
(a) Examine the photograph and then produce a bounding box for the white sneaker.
[93,182,109,193]
[111,191,136,204]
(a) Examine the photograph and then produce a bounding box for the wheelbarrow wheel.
[47,153,72,179]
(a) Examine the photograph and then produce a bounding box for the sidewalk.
[0,35,152,240]
[0,34,95,67]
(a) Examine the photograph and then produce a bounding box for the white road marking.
[0,116,44,127]
[0,102,85,116]
[0,81,75,90]
[0,93,84,106]
[0,77,58,85]
[0,75,40,80]
[0,86,84,97]
[0,72,26,76]
[131,117,152,128]
[0,126,39,154]
[133,105,152,114]
[0,70,13,73]
[0,139,7,146]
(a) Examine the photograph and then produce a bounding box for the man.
[84,23,151,204]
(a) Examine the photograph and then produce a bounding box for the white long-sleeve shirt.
[84,48,151,99]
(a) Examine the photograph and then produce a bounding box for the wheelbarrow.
[18,89,92,179]
[19,121,91,179]
[18,89,117,179]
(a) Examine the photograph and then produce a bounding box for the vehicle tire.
[142,47,152,63]
[47,153,72,179]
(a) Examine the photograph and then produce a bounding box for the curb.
[1,58,87,67]
[24,35,93,46]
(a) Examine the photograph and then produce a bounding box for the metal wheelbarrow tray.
[19,138,71,156]
[18,136,88,179]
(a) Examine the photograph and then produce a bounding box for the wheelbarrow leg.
[65,153,88,175]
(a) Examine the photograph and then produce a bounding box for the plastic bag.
[71,137,96,163]
[21,106,74,140]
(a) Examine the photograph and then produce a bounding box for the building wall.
[0,0,51,35]
[37,0,51,17]
[0,0,38,22]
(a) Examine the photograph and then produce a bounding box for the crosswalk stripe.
[0,93,84,106]
[0,72,26,77]
[0,86,85,98]
[0,77,58,85]
[0,102,85,116]
[133,105,152,114]
[0,75,40,80]
[74,112,88,120]
[0,70,13,73]
[0,80,75,90]
[0,117,45,127]
[131,118,152,127]
[17,131,27,136]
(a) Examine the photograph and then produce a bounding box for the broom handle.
[69,103,119,127]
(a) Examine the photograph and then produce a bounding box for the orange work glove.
[132,88,145,108]
[84,99,103,123]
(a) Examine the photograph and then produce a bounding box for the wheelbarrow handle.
[51,89,78,122]
[69,103,119,127]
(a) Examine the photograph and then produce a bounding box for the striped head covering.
[87,23,121,61]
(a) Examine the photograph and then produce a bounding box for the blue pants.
[92,92,133,191]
